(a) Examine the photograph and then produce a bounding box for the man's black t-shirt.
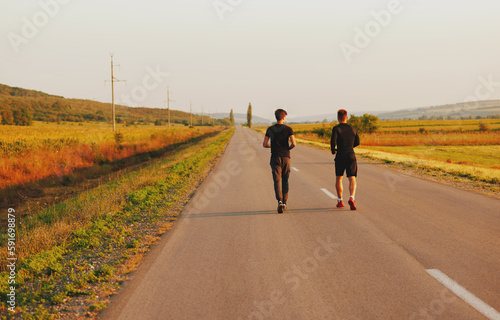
[265,124,294,158]
[330,123,360,158]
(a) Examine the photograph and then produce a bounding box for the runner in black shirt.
[263,109,296,213]
[331,109,360,210]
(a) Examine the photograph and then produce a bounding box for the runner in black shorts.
[331,109,360,210]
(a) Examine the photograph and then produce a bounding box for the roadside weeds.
[0,128,234,319]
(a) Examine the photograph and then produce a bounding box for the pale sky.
[1,0,500,120]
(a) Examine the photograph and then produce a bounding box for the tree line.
[0,108,33,126]
[312,114,380,138]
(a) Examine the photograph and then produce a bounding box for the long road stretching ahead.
[102,126,500,320]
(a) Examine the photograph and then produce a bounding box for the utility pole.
[201,105,204,126]
[106,53,125,132]
[190,101,193,127]
[166,87,175,129]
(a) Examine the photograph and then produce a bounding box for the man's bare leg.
[335,176,343,199]
[348,176,357,199]
[348,176,357,210]
[335,176,345,207]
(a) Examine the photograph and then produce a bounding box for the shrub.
[479,122,489,132]
[312,124,332,138]
[348,114,379,134]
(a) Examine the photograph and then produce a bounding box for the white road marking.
[321,188,337,200]
[292,167,299,172]
[426,269,500,320]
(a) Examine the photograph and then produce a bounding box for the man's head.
[275,109,287,122]
[337,109,348,123]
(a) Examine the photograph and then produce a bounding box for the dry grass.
[282,120,500,147]
[295,138,500,185]
[0,122,222,189]
[359,132,500,146]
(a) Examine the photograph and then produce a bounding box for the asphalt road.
[102,126,500,320]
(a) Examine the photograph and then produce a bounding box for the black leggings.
[270,157,290,203]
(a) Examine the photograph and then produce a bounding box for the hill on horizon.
[0,84,230,126]
[377,100,500,120]
[282,101,500,123]
[3,83,499,125]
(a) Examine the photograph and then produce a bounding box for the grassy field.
[290,119,500,134]
[362,145,500,169]
[0,126,234,318]
[376,119,500,132]
[0,122,224,190]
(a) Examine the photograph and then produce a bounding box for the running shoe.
[277,201,284,214]
[336,200,345,208]
[348,198,357,211]
[283,203,287,211]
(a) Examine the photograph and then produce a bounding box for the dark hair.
[337,109,347,121]
[275,109,287,121]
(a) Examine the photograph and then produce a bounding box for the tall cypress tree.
[229,109,235,126]
[247,103,252,128]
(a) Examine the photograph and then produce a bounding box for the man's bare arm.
[263,136,271,148]
[289,135,297,150]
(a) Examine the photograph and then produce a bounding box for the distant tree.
[347,114,379,134]
[479,122,489,132]
[154,119,163,126]
[247,103,252,128]
[1,110,14,125]
[13,108,33,126]
[230,109,235,126]
[213,117,231,126]
[347,116,362,133]
[0,113,2,124]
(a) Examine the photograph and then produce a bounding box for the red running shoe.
[348,198,357,211]
[336,200,345,208]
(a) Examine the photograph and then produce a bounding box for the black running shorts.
[335,152,357,177]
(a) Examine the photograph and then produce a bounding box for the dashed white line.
[321,188,337,200]
[292,167,299,172]
[427,269,500,320]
